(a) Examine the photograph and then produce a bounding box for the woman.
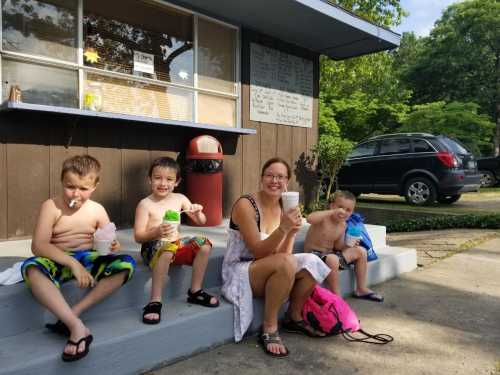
[222,157,331,357]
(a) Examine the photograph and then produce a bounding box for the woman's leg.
[287,269,317,322]
[249,253,296,355]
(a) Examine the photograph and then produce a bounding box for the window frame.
[0,0,241,128]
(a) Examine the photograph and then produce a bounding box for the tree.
[399,101,495,155]
[401,0,500,154]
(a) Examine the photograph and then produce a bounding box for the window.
[349,141,377,158]
[83,0,193,86]
[2,59,78,107]
[379,139,410,155]
[0,0,239,128]
[2,0,78,62]
[412,139,433,153]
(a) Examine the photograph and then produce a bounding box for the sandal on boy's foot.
[142,301,162,324]
[282,319,326,338]
[352,291,384,303]
[258,331,289,358]
[61,334,93,362]
[46,320,70,337]
[187,289,219,308]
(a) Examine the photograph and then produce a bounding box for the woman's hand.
[280,206,302,234]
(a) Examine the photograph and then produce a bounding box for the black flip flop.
[352,292,384,303]
[258,331,289,358]
[142,301,162,324]
[46,320,70,337]
[187,289,219,308]
[61,334,93,362]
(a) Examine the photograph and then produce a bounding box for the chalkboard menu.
[250,43,313,128]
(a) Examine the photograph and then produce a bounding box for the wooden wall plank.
[291,127,308,192]
[49,119,88,199]
[7,118,50,238]
[0,115,7,239]
[260,124,277,168]
[87,120,122,225]
[121,125,151,227]
[222,136,242,216]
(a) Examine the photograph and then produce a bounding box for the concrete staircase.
[0,222,416,375]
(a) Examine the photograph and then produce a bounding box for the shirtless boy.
[134,156,218,325]
[21,155,136,362]
[304,190,383,302]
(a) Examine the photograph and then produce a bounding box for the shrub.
[386,214,500,232]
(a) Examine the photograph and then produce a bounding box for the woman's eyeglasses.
[263,174,288,182]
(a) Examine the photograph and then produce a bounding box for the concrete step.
[0,221,416,375]
[0,248,225,338]
[0,241,417,375]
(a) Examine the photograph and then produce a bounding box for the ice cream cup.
[162,220,180,242]
[281,191,299,212]
[94,239,112,256]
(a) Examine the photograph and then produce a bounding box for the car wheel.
[437,194,461,204]
[479,170,496,188]
[404,177,437,205]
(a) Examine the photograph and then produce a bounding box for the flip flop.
[353,292,384,302]
[46,320,70,337]
[282,319,326,338]
[258,331,289,358]
[61,334,93,362]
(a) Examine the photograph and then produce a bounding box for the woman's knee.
[274,253,297,277]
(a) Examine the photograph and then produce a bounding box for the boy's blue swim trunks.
[21,250,136,288]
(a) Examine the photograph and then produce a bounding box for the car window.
[412,139,434,152]
[379,139,410,155]
[439,136,469,154]
[349,141,377,158]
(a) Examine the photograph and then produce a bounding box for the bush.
[386,214,500,232]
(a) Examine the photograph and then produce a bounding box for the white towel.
[0,261,24,285]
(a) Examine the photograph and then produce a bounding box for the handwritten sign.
[250,43,313,128]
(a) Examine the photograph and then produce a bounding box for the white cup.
[281,191,299,212]
[94,239,112,256]
[162,220,180,242]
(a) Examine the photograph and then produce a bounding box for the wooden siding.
[0,28,318,240]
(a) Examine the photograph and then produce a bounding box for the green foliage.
[331,0,406,27]
[312,135,353,203]
[400,0,500,152]
[400,101,495,155]
[386,213,500,233]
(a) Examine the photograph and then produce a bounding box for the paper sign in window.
[133,51,155,74]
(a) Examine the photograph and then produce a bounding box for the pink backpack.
[302,285,393,344]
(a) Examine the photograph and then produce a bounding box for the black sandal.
[258,331,289,358]
[46,320,70,337]
[61,334,93,362]
[142,301,162,324]
[282,319,326,338]
[187,289,219,308]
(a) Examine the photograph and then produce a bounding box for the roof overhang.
[168,0,400,59]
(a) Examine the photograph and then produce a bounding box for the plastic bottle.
[345,225,362,247]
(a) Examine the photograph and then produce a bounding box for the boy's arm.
[306,210,333,225]
[182,196,206,225]
[31,200,79,267]
[134,200,161,243]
